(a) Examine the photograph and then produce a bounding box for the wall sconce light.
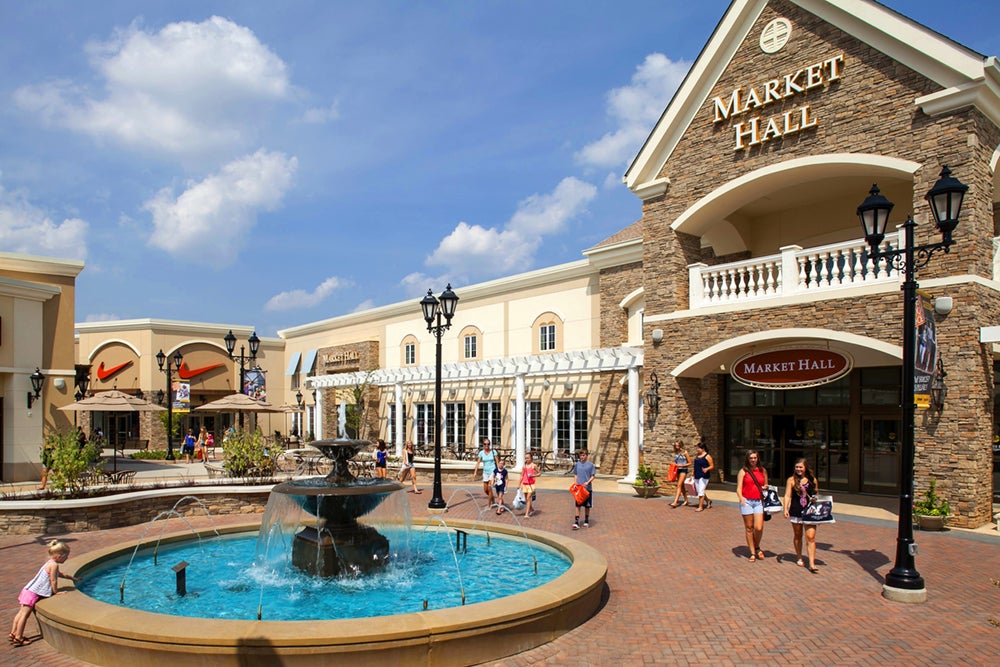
[418,390,427,400]
[136,388,144,400]
[563,382,574,393]
[930,357,948,413]
[645,371,660,421]
[481,387,490,397]
[27,367,44,409]
[156,389,166,405]
[933,296,953,316]
[449,388,457,398]
[652,329,664,344]
[542,379,551,390]
[54,378,66,390]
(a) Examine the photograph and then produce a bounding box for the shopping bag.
[802,495,836,523]
[683,476,697,495]
[667,462,679,483]
[570,483,590,505]
[762,485,783,513]
[512,488,526,510]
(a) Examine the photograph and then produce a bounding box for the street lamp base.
[427,497,447,510]
[882,584,927,604]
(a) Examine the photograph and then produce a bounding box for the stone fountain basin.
[36,520,607,667]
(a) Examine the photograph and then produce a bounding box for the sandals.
[9,636,27,647]
[668,503,681,508]
[808,565,819,573]
[748,555,757,562]
[757,551,766,560]
[796,559,805,567]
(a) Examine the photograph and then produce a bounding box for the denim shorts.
[740,498,763,516]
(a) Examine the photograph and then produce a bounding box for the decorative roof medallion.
[760,18,791,54]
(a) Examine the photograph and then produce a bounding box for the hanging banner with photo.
[243,368,267,401]
[172,380,191,412]
[914,290,937,409]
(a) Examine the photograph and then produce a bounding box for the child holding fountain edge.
[10,540,77,646]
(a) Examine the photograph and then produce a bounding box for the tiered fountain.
[271,439,403,576]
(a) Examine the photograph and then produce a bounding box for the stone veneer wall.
[316,341,380,439]
[0,488,271,535]
[597,261,643,476]
[637,0,1000,526]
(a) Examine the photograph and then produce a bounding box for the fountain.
[34,439,608,666]
[269,439,403,576]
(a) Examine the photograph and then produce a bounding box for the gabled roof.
[624,0,1000,199]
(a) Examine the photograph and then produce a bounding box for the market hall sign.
[732,347,853,389]
[712,54,844,150]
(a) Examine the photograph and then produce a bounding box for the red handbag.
[570,483,590,505]
[667,462,679,483]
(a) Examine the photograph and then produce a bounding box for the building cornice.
[0,276,61,301]
[0,251,85,278]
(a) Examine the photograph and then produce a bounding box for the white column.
[314,388,323,441]
[394,382,404,457]
[514,373,526,470]
[624,365,640,483]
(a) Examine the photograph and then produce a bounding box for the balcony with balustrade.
[688,232,905,310]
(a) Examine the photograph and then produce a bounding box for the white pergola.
[307,346,645,481]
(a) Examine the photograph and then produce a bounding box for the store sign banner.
[732,346,853,389]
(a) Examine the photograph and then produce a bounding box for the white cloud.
[146,149,297,263]
[576,53,691,168]
[264,276,348,312]
[299,101,341,124]
[0,183,88,260]
[426,177,596,279]
[14,16,290,158]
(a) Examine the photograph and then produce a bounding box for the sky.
[2,1,999,337]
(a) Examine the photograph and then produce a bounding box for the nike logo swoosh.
[177,362,225,380]
[96,360,133,381]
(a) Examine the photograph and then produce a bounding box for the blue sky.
[2,1,998,336]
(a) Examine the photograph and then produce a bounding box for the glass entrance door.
[861,417,901,493]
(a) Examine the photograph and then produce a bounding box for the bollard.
[173,561,189,597]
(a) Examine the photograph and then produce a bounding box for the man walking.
[571,450,596,529]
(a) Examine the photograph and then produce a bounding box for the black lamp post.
[857,166,967,601]
[224,329,260,428]
[420,284,459,510]
[156,349,184,461]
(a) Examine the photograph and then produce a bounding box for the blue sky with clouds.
[2,1,998,335]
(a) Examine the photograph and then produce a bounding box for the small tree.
[45,431,101,495]
[344,371,376,440]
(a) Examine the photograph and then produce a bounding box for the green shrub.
[131,449,169,460]
[913,478,950,517]
[45,431,102,495]
[222,430,274,477]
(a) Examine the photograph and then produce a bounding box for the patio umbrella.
[195,393,283,435]
[59,390,166,472]
[194,393,283,413]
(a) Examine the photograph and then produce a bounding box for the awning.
[285,352,301,375]
[302,349,318,376]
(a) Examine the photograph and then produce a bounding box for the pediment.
[625,0,1000,200]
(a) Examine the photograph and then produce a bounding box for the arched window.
[401,335,418,367]
[459,325,483,361]
[532,312,563,354]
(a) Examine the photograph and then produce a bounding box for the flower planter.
[915,514,948,531]
[633,485,659,498]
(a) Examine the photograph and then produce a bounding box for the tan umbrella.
[59,389,167,413]
[59,390,165,471]
[194,393,283,413]
[195,393,283,439]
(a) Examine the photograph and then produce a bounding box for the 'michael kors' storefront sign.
[732,346,853,389]
[713,54,844,150]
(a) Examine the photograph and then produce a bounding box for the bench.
[116,439,149,457]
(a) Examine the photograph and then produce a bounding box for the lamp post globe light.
[224,329,260,428]
[857,166,967,603]
[421,284,459,510]
[156,349,184,461]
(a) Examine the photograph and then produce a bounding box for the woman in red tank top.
[735,450,768,562]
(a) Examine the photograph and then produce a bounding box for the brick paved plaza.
[2,481,998,666]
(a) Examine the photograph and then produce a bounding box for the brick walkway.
[2,485,998,666]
